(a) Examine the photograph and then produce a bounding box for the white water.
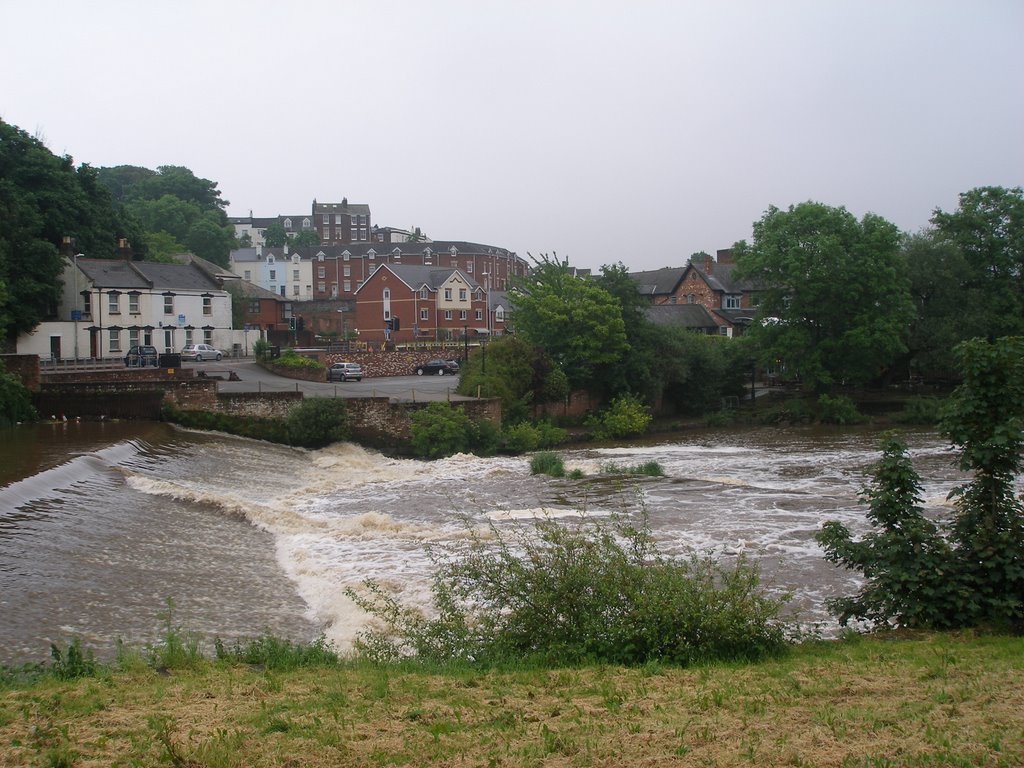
[1,423,990,662]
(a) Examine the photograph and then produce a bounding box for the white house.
[17,256,233,360]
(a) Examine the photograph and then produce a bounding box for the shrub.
[410,402,473,459]
[286,398,349,448]
[347,513,791,667]
[214,634,339,671]
[893,396,942,425]
[816,394,865,425]
[502,422,540,454]
[274,348,323,371]
[253,338,271,361]
[529,451,565,477]
[534,420,569,448]
[468,417,501,457]
[586,394,652,440]
[0,364,36,427]
[600,461,665,477]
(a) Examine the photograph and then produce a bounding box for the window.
[164,295,174,314]
[724,294,741,310]
[330,283,338,298]
[466,262,473,273]
[444,288,452,301]
[318,266,326,278]
[203,296,212,315]
[108,329,121,352]
[459,288,467,301]
[128,293,140,314]
[305,285,312,295]
[129,329,140,348]
[318,281,326,293]
[368,250,376,260]
[420,308,428,321]
[719,326,732,337]
[475,310,483,320]
[322,215,329,225]
[419,288,428,300]
[293,285,300,296]
[185,329,194,346]
[269,269,277,280]
[335,214,342,224]
[350,227,357,240]
[204,329,213,344]
[248,300,259,314]
[292,269,300,281]
[495,306,505,323]
[359,228,366,240]
[108,292,120,314]
[82,292,91,317]
[687,294,695,304]
[459,310,467,320]
[343,266,351,277]
[317,252,324,262]
[343,280,351,292]
[244,270,251,281]
[444,310,452,320]
[343,251,350,262]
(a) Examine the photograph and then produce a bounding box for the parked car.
[181,343,224,362]
[415,359,460,376]
[124,344,159,367]
[327,362,363,382]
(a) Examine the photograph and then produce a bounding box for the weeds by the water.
[599,460,665,477]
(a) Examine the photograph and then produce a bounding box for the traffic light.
[288,317,296,330]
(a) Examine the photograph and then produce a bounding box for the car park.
[415,359,460,376]
[326,362,363,382]
[181,343,224,362]
[124,344,159,367]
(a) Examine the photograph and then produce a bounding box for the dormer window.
[292,253,300,263]
[367,249,376,260]
[317,252,325,261]
[283,218,292,229]
[303,218,312,229]
[342,250,351,262]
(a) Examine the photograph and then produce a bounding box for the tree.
[143,231,187,263]
[733,202,913,392]
[818,336,1024,632]
[931,186,1024,339]
[509,254,628,391]
[184,213,236,267]
[594,262,660,400]
[292,229,322,248]
[263,222,288,247]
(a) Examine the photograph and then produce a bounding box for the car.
[415,359,460,376]
[181,343,223,362]
[124,344,159,367]
[327,362,363,382]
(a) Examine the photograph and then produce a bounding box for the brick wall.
[345,396,501,453]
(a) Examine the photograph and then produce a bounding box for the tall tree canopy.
[509,254,627,391]
[931,186,1024,339]
[734,202,913,392]
[0,120,138,343]
[96,164,235,267]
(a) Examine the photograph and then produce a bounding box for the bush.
[502,422,540,454]
[410,402,472,459]
[253,338,271,361]
[816,394,865,425]
[214,634,339,671]
[892,396,942,425]
[600,461,665,477]
[0,364,36,427]
[534,420,569,448]
[286,398,349,448]
[586,394,652,440]
[529,451,565,477]
[347,513,791,667]
[274,348,323,371]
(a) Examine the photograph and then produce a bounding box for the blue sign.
[70,310,82,321]
[178,314,186,326]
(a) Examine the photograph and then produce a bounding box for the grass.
[1,632,1022,766]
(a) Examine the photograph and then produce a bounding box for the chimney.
[342,197,348,208]
[703,253,714,274]
[716,248,733,265]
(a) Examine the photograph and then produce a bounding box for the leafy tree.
[143,230,187,263]
[734,202,913,392]
[263,222,289,247]
[0,359,37,426]
[818,336,1024,632]
[285,398,349,448]
[655,329,750,416]
[901,231,973,380]
[931,186,1024,339]
[125,164,228,213]
[586,393,652,439]
[184,212,236,267]
[594,262,661,399]
[409,402,473,459]
[456,335,568,424]
[292,229,322,248]
[237,231,252,248]
[510,253,627,391]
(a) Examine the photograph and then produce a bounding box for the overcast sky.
[3,1,1022,271]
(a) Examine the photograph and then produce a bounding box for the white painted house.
[17,257,233,361]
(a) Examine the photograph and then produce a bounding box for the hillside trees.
[0,120,138,342]
[734,202,913,392]
[509,254,627,392]
[96,164,236,267]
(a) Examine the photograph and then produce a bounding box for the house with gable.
[353,264,488,344]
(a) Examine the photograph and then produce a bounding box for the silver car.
[327,362,363,382]
[181,343,223,362]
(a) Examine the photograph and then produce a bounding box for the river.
[0,420,985,664]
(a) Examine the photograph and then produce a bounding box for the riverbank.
[2,631,1020,767]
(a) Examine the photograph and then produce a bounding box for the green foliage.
[734,201,913,392]
[286,398,349,448]
[0,362,37,426]
[292,229,322,247]
[758,398,813,425]
[501,421,569,454]
[817,433,958,628]
[600,461,665,477]
[656,330,750,416]
[529,451,566,477]
[253,338,271,361]
[347,513,791,667]
[509,253,628,391]
[820,337,1024,632]
[409,402,473,459]
[931,186,1024,339]
[146,598,204,670]
[161,404,291,444]
[594,262,662,399]
[273,348,322,370]
[48,639,99,681]
[893,396,943,425]
[214,634,339,671]
[816,394,865,425]
[457,336,568,423]
[262,222,288,247]
[586,394,652,440]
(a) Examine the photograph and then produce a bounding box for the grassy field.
[1,632,1022,767]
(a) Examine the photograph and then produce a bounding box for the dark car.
[124,344,159,367]
[326,362,363,382]
[415,359,460,376]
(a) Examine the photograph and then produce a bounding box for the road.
[187,359,475,402]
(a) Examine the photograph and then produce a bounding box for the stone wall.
[1,354,40,391]
[345,396,501,454]
[216,391,303,418]
[262,349,465,379]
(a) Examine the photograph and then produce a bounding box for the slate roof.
[75,258,222,292]
[644,304,720,331]
[313,201,371,217]
[686,260,759,294]
[226,279,285,301]
[629,267,686,297]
